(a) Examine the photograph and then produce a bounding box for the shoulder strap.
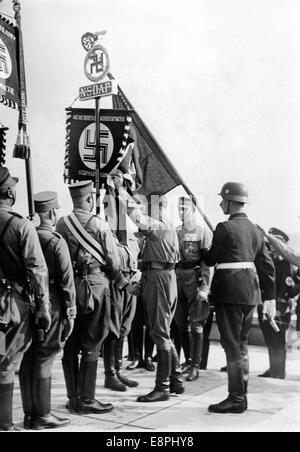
[63,213,106,265]
[0,215,15,244]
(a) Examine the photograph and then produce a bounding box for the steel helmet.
[219,182,249,203]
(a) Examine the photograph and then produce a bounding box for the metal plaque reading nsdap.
[79,80,117,101]
[84,44,110,82]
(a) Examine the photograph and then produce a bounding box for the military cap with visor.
[68,180,94,199]
[0,167,19,193]
[268,227,289,243]
[34,191,60,213]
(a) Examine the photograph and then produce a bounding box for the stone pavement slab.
[10,343,300,432]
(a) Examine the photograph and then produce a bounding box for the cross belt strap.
[63,214,106,266]
[216,262,255,270]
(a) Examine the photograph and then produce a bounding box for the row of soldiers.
[0,166,298,431]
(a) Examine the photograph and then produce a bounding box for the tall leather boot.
[179,330,191,374]
[208,360,247,414]
[137,350,171,402]
[186,332,203,381]
[0,383,14,431]
[62,357,79,413]
[19,374,33,429]
[170,343,185,394]
[31,377,70,430]
[103,336,127,392]
[242,353,249,410]
[271,348,286,379]
[77,360,113,414]
[115,338,139,388]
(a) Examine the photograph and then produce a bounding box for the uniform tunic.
[56,208,120,360]
[204,212,275,400]
[258,256,300,352]
[109,233,139,338]
[19,226,76,379]
[128,209,180,351]
[175,224,212,333]
[0,207,49,383]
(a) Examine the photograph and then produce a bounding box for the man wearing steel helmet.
[204,182,276,414]
[258,228,300,379]
[0,168,51,431]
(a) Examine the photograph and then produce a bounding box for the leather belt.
[216,262,255,270]
[176,261,200,270]
[143,262,176,271]
[75,267,104,277]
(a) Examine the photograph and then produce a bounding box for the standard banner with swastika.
[64,108,132,185]
[0,15,19,109]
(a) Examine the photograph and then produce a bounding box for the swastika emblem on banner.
[84,44,110,82]
[79,122,114,170]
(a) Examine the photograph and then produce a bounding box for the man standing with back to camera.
[18,191,77,430]
[204,182,276,414]
[56,180,122,415]
[0,168,51,431]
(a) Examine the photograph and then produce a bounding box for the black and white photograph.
[0,0,299,435]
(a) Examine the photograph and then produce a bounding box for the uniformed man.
[265,231,300,267]
[56,180,121,415]
[204,182,276,414]
[119,191,184,402]
[18,191,77,430]
[0,168,51,431]
[127,233,155,372]
[174,196,213,381]
[258,227,300,379]
[103,231,140,391]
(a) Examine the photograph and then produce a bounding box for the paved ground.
[11,342,300,432]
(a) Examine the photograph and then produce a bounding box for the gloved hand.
[61,318,74,342]
[127,271,142,297]
[262,299,276,321]
[196,287,209,303]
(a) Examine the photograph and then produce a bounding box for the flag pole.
[12,0,35,220]
[95,96,101,214]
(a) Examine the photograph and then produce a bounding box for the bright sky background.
[0,0,300,238]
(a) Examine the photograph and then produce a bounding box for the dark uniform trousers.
[0,291,32,384]
[215,304,254,399]
[205,213,275,407]
[175,268,203,334]
[62,272,110,401]
[18,287,65,419]
[257,257,299,378]
[103,282,137,386]
[129,296,154,362]
[19,287,64,380]
[109,284,137,340]
[142,269,177,351]
[257,304,290,378]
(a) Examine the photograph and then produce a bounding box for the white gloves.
[262,299,276,321]
[127,271,142,297]
[196,287,209,303]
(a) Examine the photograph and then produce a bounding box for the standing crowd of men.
[0,166,299,430]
